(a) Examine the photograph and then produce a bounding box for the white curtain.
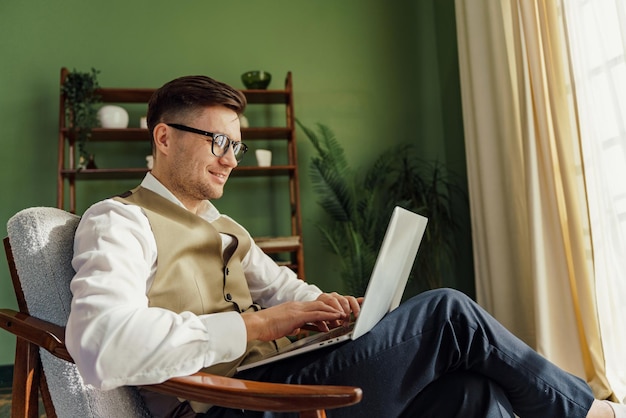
[563,0,626,402]
[455,0,625,401]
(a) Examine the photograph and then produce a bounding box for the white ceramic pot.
[98,105,129,128]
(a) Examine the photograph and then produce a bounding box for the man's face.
[160,105,241,208]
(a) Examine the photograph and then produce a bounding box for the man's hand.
[314,292,363,331]
[242,300,347,341]
[242,293,364,341]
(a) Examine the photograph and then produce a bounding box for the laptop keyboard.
[278,322,355,354]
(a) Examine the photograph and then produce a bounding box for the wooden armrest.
[0,308,72,362]
[143,372,362,413]
[0,307,362,413]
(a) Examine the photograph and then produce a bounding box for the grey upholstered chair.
[1,207,361,418]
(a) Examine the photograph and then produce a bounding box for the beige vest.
[115,187,288,377]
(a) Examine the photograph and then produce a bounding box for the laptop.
[236,206,428,372]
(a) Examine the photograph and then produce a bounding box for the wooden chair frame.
[1,237,362,418]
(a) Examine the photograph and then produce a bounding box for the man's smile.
[210,170,229,183]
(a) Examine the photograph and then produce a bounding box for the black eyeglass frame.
[166,123,248,162]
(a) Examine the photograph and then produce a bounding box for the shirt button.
[225,267,229,275]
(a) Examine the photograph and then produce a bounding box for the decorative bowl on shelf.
[241,71,272,89]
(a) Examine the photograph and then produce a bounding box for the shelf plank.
[91,128,152,141]
[61,128,152,142]
[62,127,289,142]
[96,88,155,103]
[258,245,301,254]
[243,90,289,104]
[255,236,301,253]
[231,166,296,177]
[242,127,291,140]
[60,166,295,180]
[61,168,149,180]
[93,88,288,104]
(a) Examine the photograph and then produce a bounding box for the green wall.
[0,0,473,365]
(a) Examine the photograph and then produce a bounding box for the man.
[65,75,624,418]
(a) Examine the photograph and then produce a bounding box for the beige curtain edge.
[455,0,613,399]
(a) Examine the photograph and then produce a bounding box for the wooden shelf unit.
[57,68,305,278]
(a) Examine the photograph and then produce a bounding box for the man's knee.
[402,287,477,321]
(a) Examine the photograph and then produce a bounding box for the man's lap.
[234,288,593,418]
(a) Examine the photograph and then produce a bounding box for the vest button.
[226,293,232,301]
[225,267,229,275]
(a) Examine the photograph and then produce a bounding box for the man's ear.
[152,123,171,155]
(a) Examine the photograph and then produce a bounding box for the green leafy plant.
[61,68,101,166]
[299,121,465,296]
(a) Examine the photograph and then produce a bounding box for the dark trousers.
[206,288,594,418]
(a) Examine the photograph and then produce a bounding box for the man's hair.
[147,75,247,143]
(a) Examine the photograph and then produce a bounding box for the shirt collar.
[139,173,221,222]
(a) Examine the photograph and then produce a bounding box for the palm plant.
[299,121,465,296]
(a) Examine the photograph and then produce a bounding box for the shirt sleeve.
[242,242,323,306]
[65,200,248,390]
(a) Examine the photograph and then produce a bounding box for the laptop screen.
[352,206,428,339]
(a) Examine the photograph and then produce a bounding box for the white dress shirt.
[65,173,322,390]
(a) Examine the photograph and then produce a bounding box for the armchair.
[0,207,361,418]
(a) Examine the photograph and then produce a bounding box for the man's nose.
[219,145,238,167]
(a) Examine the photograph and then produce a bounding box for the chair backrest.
[6,207,151,417]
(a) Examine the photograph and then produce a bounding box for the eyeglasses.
[166,123,248,162]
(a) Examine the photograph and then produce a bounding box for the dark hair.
[147,75,247,144]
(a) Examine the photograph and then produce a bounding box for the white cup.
[140,116,148,129]
[255,149,272,167]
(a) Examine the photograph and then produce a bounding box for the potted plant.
[298,121,466,296]
[61,68,101,169]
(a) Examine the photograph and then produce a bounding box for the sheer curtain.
[563,0,626,402]
[455,0,624,401]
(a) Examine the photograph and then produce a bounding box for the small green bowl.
[241,71,272,89]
